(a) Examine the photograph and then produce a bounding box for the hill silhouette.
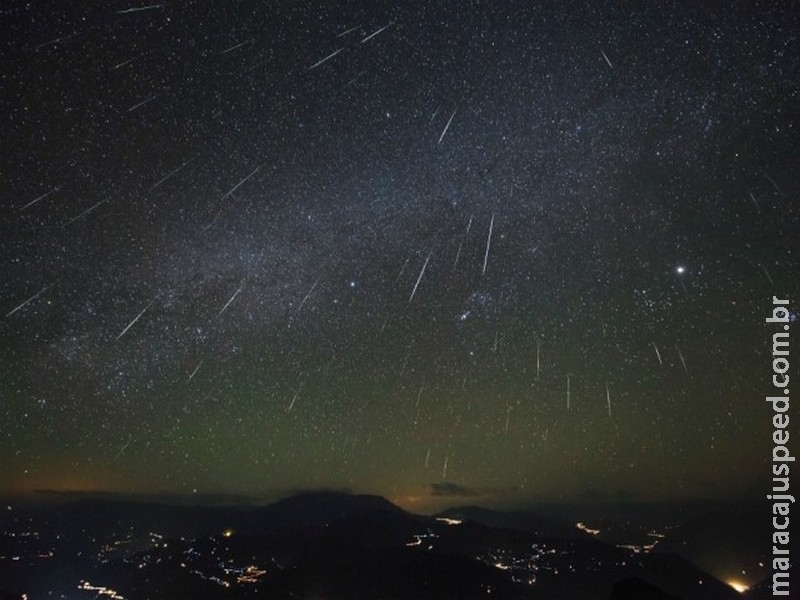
[1,492,748,599]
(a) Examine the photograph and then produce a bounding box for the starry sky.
[1,1,798,511]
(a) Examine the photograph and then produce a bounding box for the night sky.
[1,1,798,512]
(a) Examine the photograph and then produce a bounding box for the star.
[0,0,793,517]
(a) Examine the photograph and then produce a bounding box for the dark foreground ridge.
[0,492,753,599]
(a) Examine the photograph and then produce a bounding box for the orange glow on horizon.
[1,459,165,499]
[727,580,748,593]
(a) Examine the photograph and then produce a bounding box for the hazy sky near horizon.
[1,1,797,511]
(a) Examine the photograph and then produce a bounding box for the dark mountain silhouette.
[0,491,406,542]
[609,577,681,600]
[436,505,584,539]
[3,498,240,539]
[272,547,524,600]
[654,506,773,570]
[246,490,406,532]
[0,492,752,600]
[654,504,797,594]
[743,565,798,599]
[630,553,740,600]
